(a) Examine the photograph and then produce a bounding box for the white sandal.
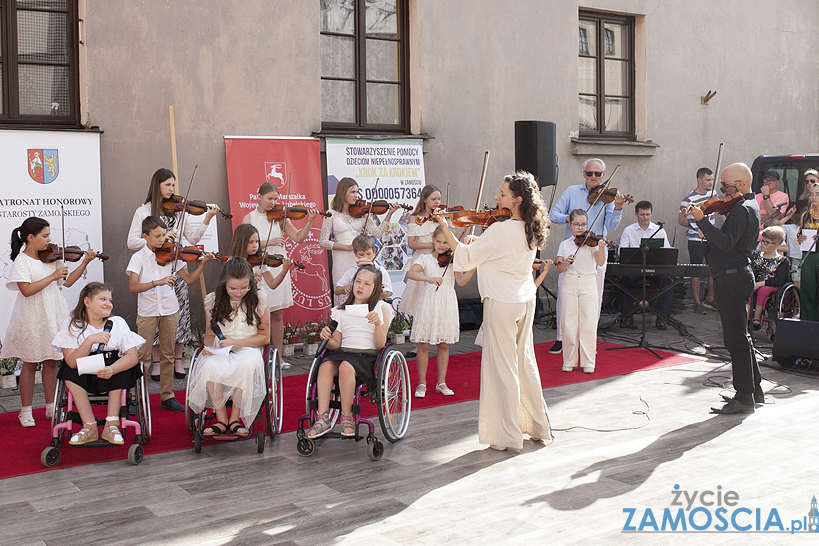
[435,383,455,396]
[19,409,35,428]
[414,384,427,398]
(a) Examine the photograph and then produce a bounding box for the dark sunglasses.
[585,171,603,177]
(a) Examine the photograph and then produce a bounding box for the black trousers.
[714,268,761,403]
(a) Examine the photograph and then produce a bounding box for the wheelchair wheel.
[127,443,144,465]
[50,379,67,443]
[367,435,384,461]
[40,446,61,468]
[775,283,800,322]
[264,347,283,437]
[136,371,152,443]
[377,349,411,443]
[194,427,202,453]
[256,431,265,453]
[184,347,203,432]
[297,437,315,457]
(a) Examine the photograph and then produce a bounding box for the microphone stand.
[608,223,667,359]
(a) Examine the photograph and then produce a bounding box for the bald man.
[685,162,762,414]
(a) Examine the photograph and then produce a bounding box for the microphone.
[315,320,339,357]
[211,322,226,341]
[94,319,114,353]
[656,221,665,227]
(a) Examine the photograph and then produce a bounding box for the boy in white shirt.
[126,216,212,411]
[334,234,393,299]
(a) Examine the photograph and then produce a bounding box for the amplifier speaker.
[772,319,819,367]
[515,121,557,187]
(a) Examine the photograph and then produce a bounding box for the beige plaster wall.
[83,0,819,314]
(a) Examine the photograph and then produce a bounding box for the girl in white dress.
[127,168,220,380]
[399,185,442,315]
[319,177,401,305]
[1,217,98,427]
[187,258,270,437]
[52,282,145,445]
[243,182,318,365]
[435,172,552,451]
[307,265,394,439]
[408,225,474,398]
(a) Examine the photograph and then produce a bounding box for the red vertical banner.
[224,137,331,324]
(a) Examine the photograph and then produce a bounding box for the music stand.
[608,225,671,359]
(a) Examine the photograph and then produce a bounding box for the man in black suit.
[684,162,762,414]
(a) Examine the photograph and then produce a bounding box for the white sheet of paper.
[800,229,818,252]
[345,304,369,319]
[205,345,233,356]
[76,353,106,375]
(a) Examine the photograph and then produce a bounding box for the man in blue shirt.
[548,158,625,353]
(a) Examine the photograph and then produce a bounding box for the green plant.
[0,358,20,376]
[389,311,411,334]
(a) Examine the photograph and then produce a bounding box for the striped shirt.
[680,190,716,241]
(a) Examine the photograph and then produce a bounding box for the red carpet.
[0,341,699,479]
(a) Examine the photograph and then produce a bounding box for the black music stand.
[607,225,669,359]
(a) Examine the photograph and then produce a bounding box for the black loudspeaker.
[772,319,819,367]
[515,120,557,187]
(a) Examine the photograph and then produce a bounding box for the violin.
[428,207,512,229]
[348,199,413,218]
[587,185,634,205]
[154,243,227,264]
[574,231,617,250]
[247,252,306,270]
[436,249,453,267]
[38,244,108,263]
[415,206,464,225]
[690,193,743,216]
[162,195,233,219]
[265,205,331,222]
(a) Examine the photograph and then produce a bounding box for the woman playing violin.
[435,171,552,452]
[127,168,221,380]
[243,182,317,366]
[319,177,402,305]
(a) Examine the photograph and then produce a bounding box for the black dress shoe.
[174,371,187,379]
[722,392,765,404]
[711,398,755,414]
[655,319,668,331]
[620,316,634,328]
[160,397,185,412]
[150,374,160,382]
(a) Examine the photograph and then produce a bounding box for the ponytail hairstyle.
[504,171,550,250]
[211,258,261,328]
[145,168,176,217]
[339,264,383,311]
[331,177,359,212]
[10,217,50,260]
[69,282,112,341]
[228,223,260,259]
[412,184,441,216]
[258,182,278,198]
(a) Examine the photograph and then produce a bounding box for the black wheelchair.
[296,345,411,460]
[185,345,282,453]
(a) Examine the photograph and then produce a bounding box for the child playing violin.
[555,209,606,374]
[126,216,213,411]
[1,217,98,427]
[408,225,475,397]
[229,223,292,294]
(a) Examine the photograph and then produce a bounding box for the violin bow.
[467,151,490,238]
[361,177,380,235]
[171,165,197,275]
[57,205,66,286]
[709,142,724,201]
[582,164,621,241]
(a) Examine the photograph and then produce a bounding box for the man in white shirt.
[618,200,673,330]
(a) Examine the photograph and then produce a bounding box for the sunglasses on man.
[584,171,603,177]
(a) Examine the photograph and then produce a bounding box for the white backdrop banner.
[324,138,425,303]
[0,130,104,344]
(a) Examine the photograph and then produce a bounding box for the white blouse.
[330,300,394,350]
[52,316,146,355]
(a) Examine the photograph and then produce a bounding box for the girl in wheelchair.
[307,264,394,439]
[750,226,789,330]
[52,282,145,445]
[187,258,269,437]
